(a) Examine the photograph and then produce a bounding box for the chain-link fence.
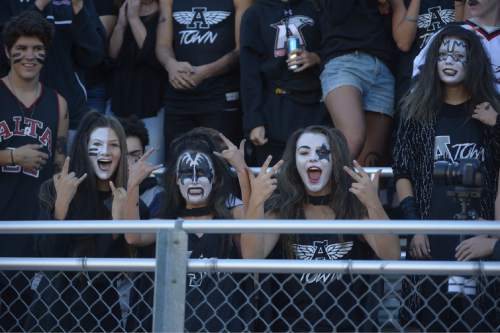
[1,267,499,332]
[1,220,500,332]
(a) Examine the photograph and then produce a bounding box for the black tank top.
[165,0,240,114]
[0,79,59,219]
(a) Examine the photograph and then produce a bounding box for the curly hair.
[2,11,53,51]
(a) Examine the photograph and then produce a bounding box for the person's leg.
[358,56,395,166]
[324,86,365,158]
[358,112,393,166]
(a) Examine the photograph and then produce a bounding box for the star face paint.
[295,132,333,194]
[88,127,121,181]
[8,36,46,81]
[176,151,214,207]
[437,37,468,86]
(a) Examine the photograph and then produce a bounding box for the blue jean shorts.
[320,52,395,117]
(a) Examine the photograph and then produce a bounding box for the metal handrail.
[0,219,498,235]
[0,257,499,275]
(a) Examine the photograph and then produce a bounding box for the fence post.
[153,219,187,332]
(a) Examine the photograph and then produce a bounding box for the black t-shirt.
[263,233,375,332]
[396,0,455,101]
[317,0,395,72]
[164,0,240,114]
[429,102,484,260]
[185,233,248,332]
[110,11,167,118]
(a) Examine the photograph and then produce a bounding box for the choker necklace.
[179,206,213,217]
[307,194,330,206]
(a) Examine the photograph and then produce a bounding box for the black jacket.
[0,0,106,129]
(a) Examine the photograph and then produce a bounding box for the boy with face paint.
[413,0,500,91]
[0,12,68,331]
[394,25,500,331]
[241,126,400,332]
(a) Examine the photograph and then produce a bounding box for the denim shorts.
[320,52,395,117]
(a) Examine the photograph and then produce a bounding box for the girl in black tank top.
[241,125,400,331]
[126,131,252,332]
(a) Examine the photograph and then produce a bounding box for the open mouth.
[443,68,458,76]
[307,166,322,184]
[188,187,204,196]
[467,0,479,7]
[97,159,112,171]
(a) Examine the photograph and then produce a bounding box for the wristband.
[404,16,418,22]
[399,196,420,220]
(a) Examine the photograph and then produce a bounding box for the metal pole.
[153,219,188,332]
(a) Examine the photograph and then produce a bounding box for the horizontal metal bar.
[0,220,498,235]
[1,257,499,276]
[153,167,394,177]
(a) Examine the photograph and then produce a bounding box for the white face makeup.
[88,127,121,181]
[437,37,468,85]
[295,132,333,194]
[176,151,214,206]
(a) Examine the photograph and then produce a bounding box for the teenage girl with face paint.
[29,111,157,332]
[126,131,251,332]
[241,125,400,332]
[393,25,500,331]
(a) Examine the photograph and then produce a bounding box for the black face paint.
[11,52,22,64]
[35,52,46,65]
[468,0,479,6]
[316,144,331,162]
[439,39,467,64]
[177,152,214,185]
[88,147,98,156]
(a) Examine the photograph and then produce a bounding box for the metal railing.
[1,220,499,332]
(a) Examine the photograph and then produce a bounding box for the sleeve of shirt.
[71,0,106,68]
[240,9,265,133]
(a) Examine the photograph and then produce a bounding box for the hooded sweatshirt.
[0,0,106,129]
[240,0,323,136]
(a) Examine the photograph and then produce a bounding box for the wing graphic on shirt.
[417,9,455,29]
[173,11,230,27]
[204,11,231,25]
[325,241,353,259]
[173,11,194,25]
[292,241,353,260]
[292,244,316,260]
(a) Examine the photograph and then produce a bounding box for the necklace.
[7,74,40,134]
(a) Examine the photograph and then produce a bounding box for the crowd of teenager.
[0,0,499,331]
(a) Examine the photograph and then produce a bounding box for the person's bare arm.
[390,0,421,52]
[127,0,147,49]
[240,156,282,259]
[54,95,69,172]
[109,1,128,59]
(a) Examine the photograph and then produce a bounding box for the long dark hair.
[268,126,366,258]
[160,132,233,220]
[40,111,128,220]
[401,25,500,123]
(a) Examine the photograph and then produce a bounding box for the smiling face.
[88,127,121,181]
[176,151,214,207]
[6,36,46,81]
[437,37,468,86]
[295,132,333,195]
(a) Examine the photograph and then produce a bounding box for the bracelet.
[10,149,15,165]
[404,16,418,22]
